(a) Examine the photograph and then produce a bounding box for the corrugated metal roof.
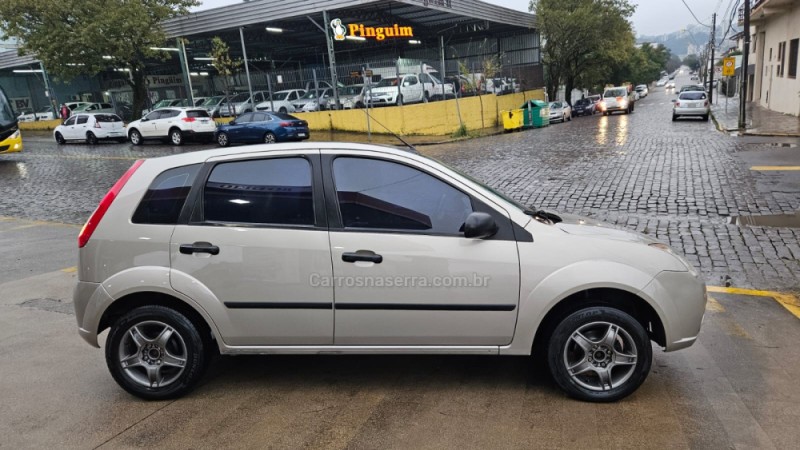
[0,51,39,70]
[163,0,536,37]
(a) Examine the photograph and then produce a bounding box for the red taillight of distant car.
[704,100,709,107]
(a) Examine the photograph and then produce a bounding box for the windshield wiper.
[524,208,562,224]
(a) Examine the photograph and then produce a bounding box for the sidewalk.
[711,95,800,137]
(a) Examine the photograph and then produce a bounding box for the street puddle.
[728,211,800,228]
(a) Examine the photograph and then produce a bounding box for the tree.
[0,0,198,119]
[682,54,701,71]
[531,0,636,104]
[209,37,242,117]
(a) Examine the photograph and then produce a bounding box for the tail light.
[78,160,144,248]
[279,121,292,127]
[181,117,196,122]
[704,100,709,106]
[675,101,681,107]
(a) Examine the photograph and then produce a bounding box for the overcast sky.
[196,0,724,37]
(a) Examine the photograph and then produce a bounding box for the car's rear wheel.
[106,305,208,400]
[263,131,276,144]
[169,128,183,146]
[279,107,287,113]
[672,114,678,121]
[129,129,142,146]
[703,114,709,121]
[86,132,98,145]
[217,132,230,147]
[547,306,652,402]
[55,132,65,145]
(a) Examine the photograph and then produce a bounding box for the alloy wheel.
[562,321,638,392]
[117,320,188,389]
[264,132,276,144]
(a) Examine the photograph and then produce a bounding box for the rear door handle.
[180,241,220,255]
[342,251,382,264]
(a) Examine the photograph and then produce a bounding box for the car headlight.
[11,129,20,139]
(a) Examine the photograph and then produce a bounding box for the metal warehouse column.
[239,27,254,110]
[322,10,340,109]
[177,38,194,106]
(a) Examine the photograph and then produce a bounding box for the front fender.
[501,260,665,355]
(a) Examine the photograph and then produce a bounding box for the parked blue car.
[216,111,309,147]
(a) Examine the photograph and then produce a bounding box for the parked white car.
[338,85,366,109]
[54,113,126,144]
[125,108,217,146]
[548,101,572,123]
[672,91,709,121]
[635,85,649,98]
[656,78,667,87]
[418,72,455,101]
[366,74,425,105]
[292,88,333,112]
[255,89,306,113]
[18,106,56,122]
[73,142,706,402]
[142,99,190,116]
[218,91,270,117]
[65,102,91,112]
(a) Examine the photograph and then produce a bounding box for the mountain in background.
[637,23,737,59]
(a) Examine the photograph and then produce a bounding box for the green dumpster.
[521,100,549,128]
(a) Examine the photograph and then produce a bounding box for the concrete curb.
[711,112,800,138]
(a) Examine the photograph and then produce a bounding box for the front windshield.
[549,102,561,108]
[229,93,250,103]
[202,96,223,106]
[152,100,172,108]
[604,88,627,97]
[0,89,15,125]
[376,78,398,88]
[431,157,529,213]
[339,85,363,96]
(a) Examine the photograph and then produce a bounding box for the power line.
[681,0,712,28]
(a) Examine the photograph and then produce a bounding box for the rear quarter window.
[132,164,201,224]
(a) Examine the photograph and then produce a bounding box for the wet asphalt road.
[1,72,799,448]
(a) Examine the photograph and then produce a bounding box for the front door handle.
[180,241,220,255]
[342,251,383,264]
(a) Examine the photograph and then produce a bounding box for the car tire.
[703,114,709,121]
[279,107,288,113]
[547,306,652,403]
[169,128,183,146]
[55,132,65,145]
[106,305,209,400]
[672,114,678,121]
[129,129,143,146]
[217,132,230,147]
[263,131,276,144]
[86,132,98,145]
[423,92,430,103]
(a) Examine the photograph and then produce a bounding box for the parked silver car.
[73,143,706,401]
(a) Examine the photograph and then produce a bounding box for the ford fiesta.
[73,143,706,402]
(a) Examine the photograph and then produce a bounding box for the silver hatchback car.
[74,143,706,401]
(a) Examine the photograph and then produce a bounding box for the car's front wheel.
[106,305,209,400]
[55,132,65,145]
[547,307,652,402]
[263,131,276,144]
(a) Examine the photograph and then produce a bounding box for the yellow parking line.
[707,286,800,319]
[750,166,800,171]
[706,295,725,312]
[61,266,77,273]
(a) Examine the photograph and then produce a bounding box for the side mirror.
[141,117,149,122]
[463,212,498,239]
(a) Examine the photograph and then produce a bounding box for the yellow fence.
[19,89,544,136]
[295,89,545,136]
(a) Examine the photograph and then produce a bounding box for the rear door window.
[203,158,314,226]
[132,164,201,224]
[76,116,88,125]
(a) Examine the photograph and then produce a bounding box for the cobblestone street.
[2,75,799,292]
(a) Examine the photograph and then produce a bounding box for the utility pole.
[708,13,716,104]
[322,11,340,110]
[739,0,750,130]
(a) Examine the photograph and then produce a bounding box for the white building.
[749,0,800,116]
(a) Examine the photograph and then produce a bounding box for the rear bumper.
[73,281,113,348]
[674,107,708,116]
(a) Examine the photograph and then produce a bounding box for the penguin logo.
[331,18,346,41]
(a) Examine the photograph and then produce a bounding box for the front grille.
[0,145,9,152]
